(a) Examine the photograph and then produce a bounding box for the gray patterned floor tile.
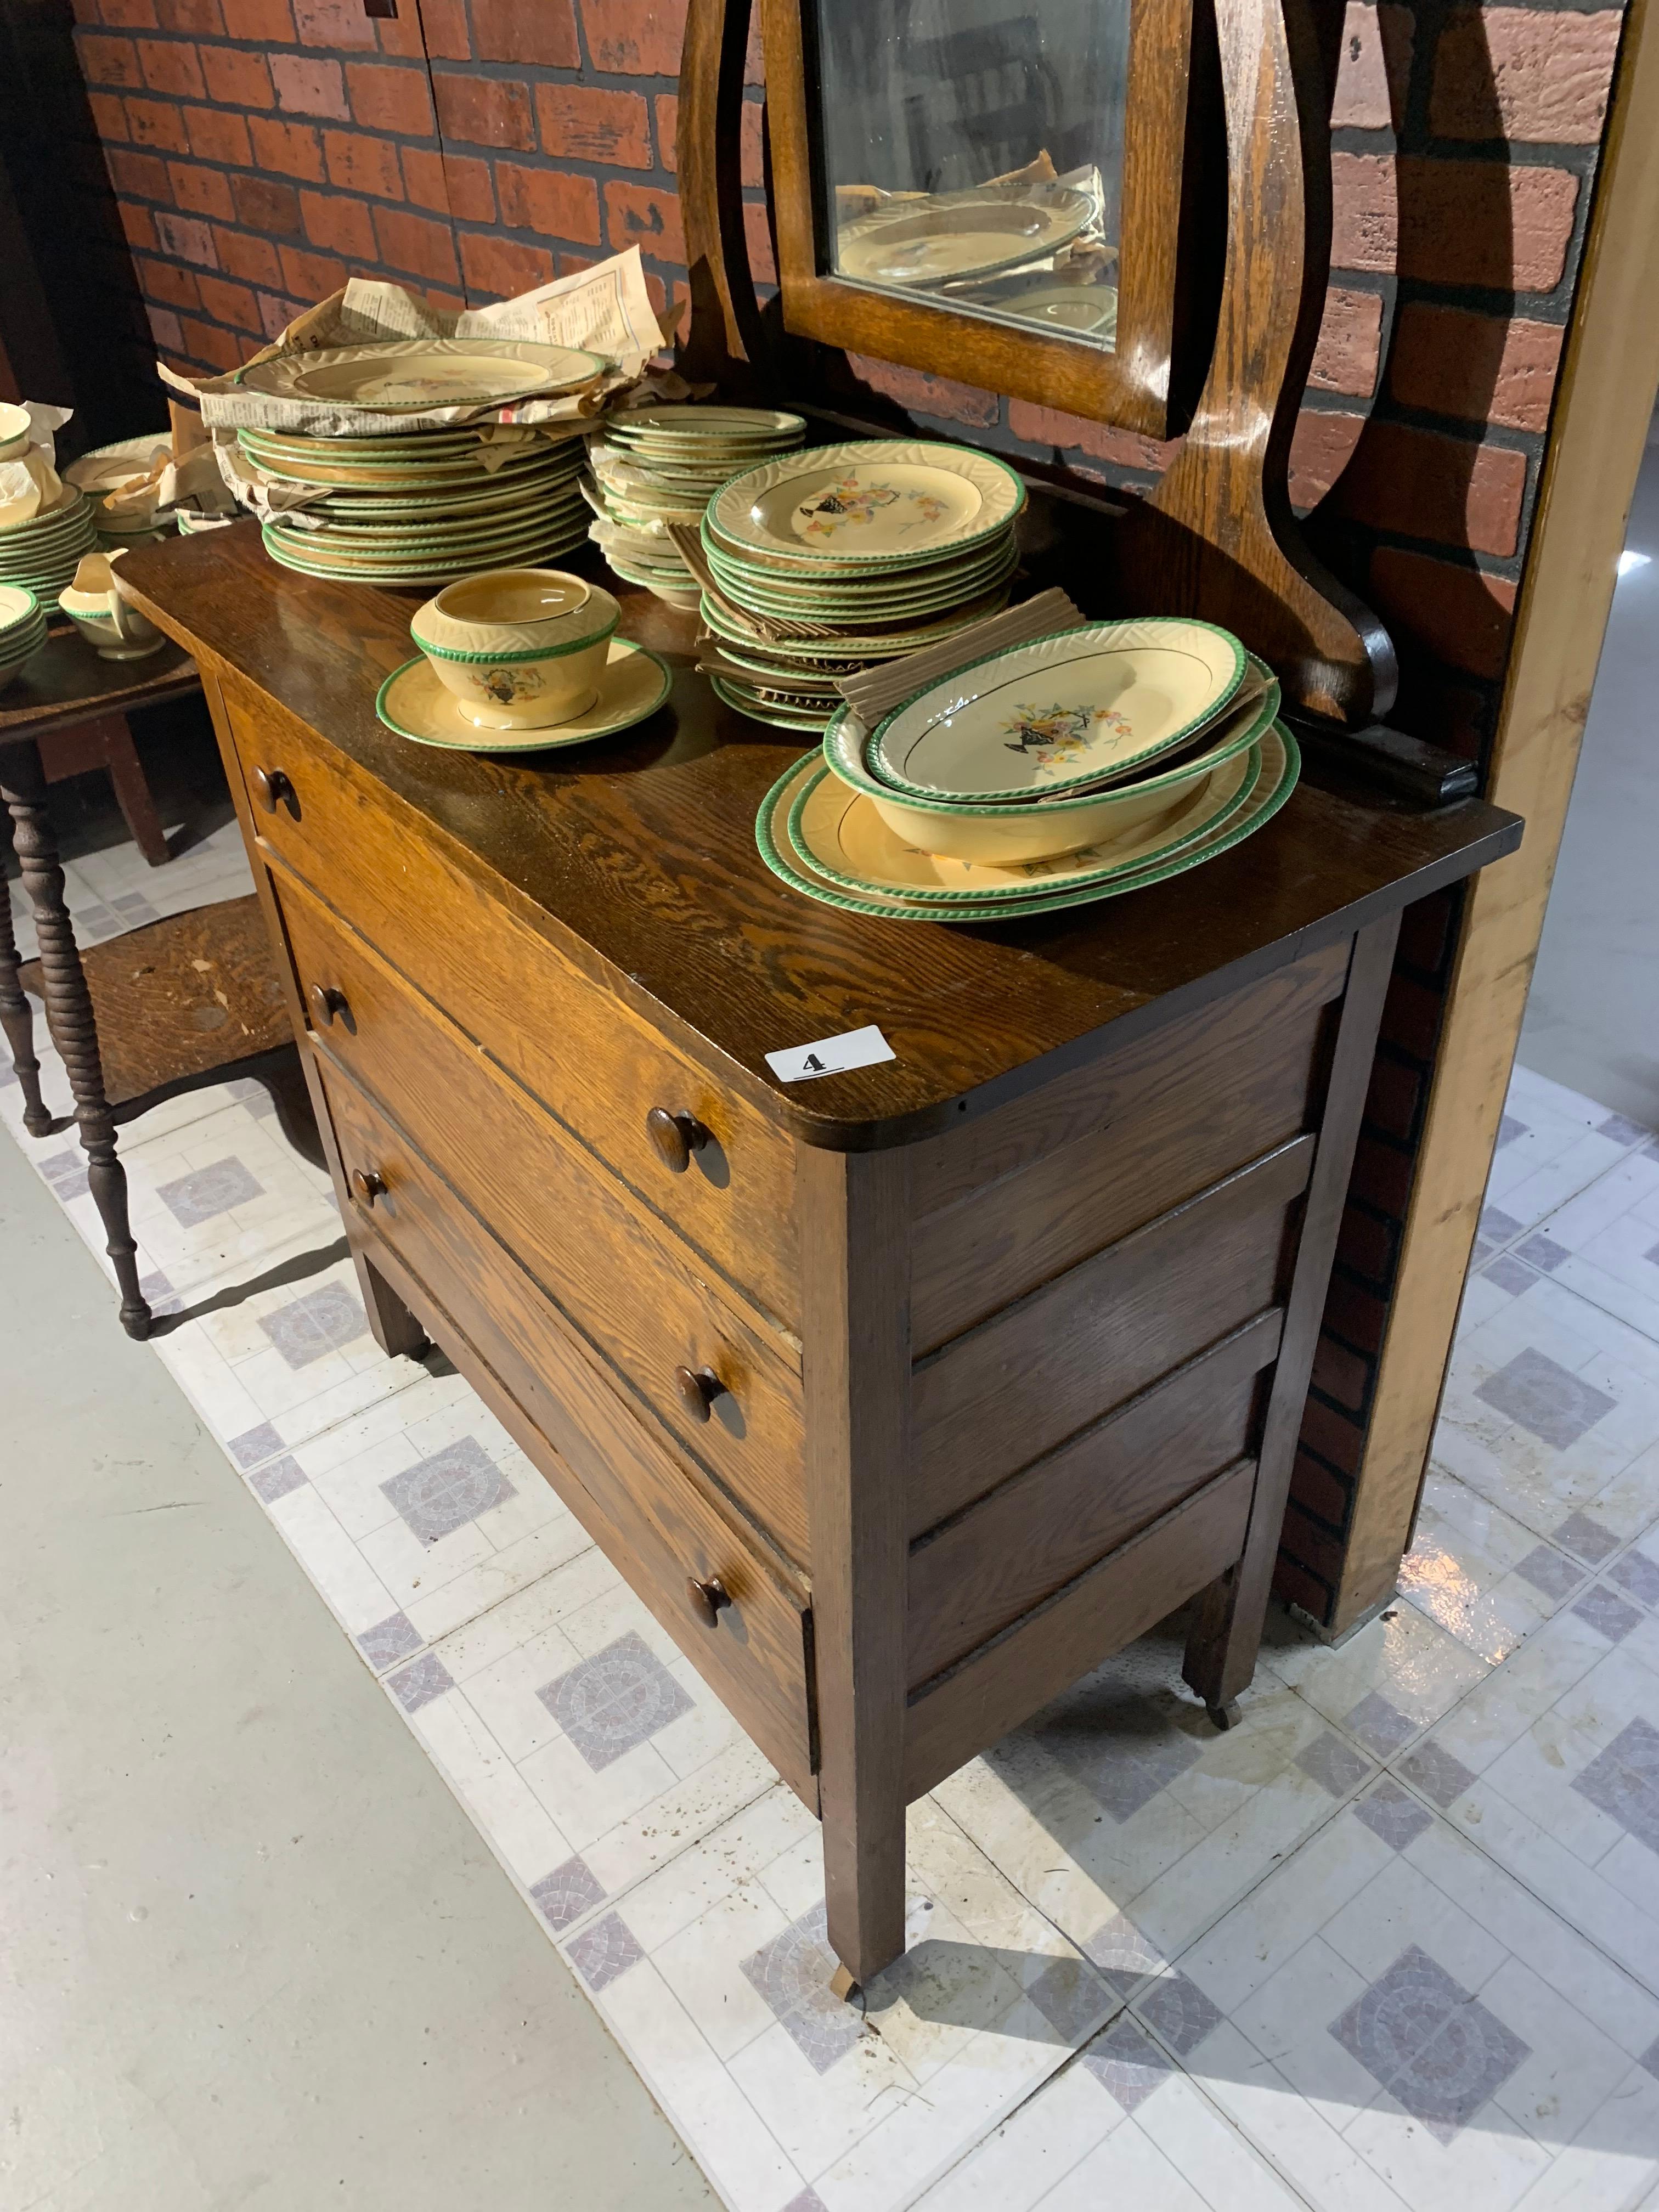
[1474,1345,1618,1451]
[540,1631,694,1773]
[381,1436,514,1544]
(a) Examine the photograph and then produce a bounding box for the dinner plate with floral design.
[868,618,1248,800]
[708,440,1025,567]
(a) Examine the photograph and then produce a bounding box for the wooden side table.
[1,627,316,1338]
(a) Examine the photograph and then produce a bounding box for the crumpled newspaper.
[166,247,680,437]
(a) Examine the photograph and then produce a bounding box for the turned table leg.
[0,741,150,1339]
[0,848,52,1138]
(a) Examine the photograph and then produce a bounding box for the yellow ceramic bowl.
[409,567,619,730]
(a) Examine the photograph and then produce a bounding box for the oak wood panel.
[907,1311,1280,1683]
[315,1055,817,1795]
[910,958,1339,1351]
[1104,0,1396,724]
[799,1142,912,1984]
[16,893,287,1110]
[219,676,802,1333]
[904,1460,1255,1797]
[274,869,811,1567]
[905,939,1348,1219]
[118,528,1522,1153]
[911,1135,1312,1528]
[1183,915,1398,1705]
[1341,0,1659,1634]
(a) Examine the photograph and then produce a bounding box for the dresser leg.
[356,1248,429,1360]
[2,741,150,1339]
[800,1145,912,1988]
[0,855,52,1137]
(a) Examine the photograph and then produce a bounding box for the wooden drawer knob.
[646,1107,710,1174]
[673,1364,727,1421]
[686,1575,731,1629]
[351,1166,387,1206]
[309,983,351,1030]
[250,765,300,819]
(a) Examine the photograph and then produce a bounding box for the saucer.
[376,637,672,753]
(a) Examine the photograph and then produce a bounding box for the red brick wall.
[64,0,1630,1624]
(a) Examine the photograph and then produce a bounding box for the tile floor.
[8,825,1659,2211]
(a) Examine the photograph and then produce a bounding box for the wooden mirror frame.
[762,0,1216,441]
[681,0,1398,725]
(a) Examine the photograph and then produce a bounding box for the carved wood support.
[0,849,52,1137]
[1107,0,1396,723]
[0,741,150,1338]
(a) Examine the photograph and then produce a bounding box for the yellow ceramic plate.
[239,338,607,410]
[376,638,671,752]
[755,730,1296,922]
[870,618,1248,800]
[709,440,1025,567]
[790,741,1258,901]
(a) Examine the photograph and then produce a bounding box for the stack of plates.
[585,407,806,608]
[64,435,179,549]
[0,486,99,599]
[246,426,589,586]
[702,440,1025,732]
[755,619,1299,922]
[0,584,47,691]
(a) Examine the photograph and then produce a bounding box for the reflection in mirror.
[809,0,1127,348]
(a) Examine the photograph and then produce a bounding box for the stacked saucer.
[0,485,99,600]
[701,440,1024,731]
[585,407,806,608]
[245,426,589,586]
[0,585,47,691]
[757,619,1299,922]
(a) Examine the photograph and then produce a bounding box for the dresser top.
[122,523,1520,1146]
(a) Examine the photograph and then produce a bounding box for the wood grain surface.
[276,871,812,1568]
[910,1134,1312,1525]
[903,1460,1255,1797]
[906,1312,1281,1682]
[317,1056,819,1793]
[909,945,1341,1350]
[119,526,1521,1150]
[17,891,287,1109]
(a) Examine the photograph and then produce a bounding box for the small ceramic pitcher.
[59,550,165,661]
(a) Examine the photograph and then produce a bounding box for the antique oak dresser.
[122,527,1519,1987]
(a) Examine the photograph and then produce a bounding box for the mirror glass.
[808,0,1127,349]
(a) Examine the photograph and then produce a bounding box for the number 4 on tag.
[765,1026,895,1084]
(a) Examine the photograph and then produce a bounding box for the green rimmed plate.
[283,490,588,550]
[867,618,1249,802]
[376,637,670,752]
[263,520,588,586]
[238,337,606,410]
[708,439,1025,569]
[788,743,1261,905]
[698,585,1014,659]
[754,729,1299,923]
[820,671,1280,856]
[709,538,1019,617]
[604,404,805,441]
[709,673,833,732]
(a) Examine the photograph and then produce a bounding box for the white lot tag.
[765,1025,895,1083]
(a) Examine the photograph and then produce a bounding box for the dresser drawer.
[218,677,799,1331]
[272,870,811,1566]
[315,1054,817,1796]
